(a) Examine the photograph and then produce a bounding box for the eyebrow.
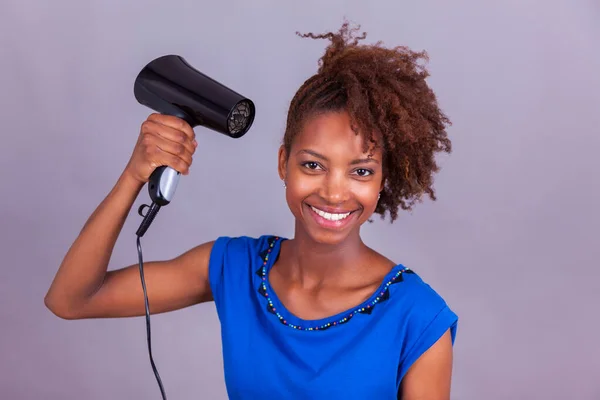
[296,149,380,165]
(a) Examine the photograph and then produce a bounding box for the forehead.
[292,111,381,158]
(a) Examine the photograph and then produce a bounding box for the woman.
[45,22,458,399]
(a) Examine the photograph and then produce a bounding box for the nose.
[321,170,350,204]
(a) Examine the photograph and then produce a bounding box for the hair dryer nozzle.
[134,54,256,138]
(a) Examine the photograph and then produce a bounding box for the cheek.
[284,176,309,210]
[353,183,380,208]
[286,168,318,196]
[285,183,312,216]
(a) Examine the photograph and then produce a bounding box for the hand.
[124,113,197,184]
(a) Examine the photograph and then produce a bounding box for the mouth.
[304,203,359,229]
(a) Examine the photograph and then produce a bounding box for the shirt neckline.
[256,236,410,331]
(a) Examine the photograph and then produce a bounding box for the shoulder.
[210,234,282,260]
[208,234,283,285]
[395,268,452,313]
[388,266,458,382]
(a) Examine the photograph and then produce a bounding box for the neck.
[281,223,368,289]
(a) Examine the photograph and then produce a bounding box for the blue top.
[208,235,458,399]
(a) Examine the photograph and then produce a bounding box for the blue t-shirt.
[208,235,458,399]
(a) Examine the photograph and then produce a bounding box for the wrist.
[116,169,145,195]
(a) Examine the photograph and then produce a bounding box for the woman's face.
[279,111,384,246]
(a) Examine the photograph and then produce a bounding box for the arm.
[398,329,454,400]
[44,114,212,319]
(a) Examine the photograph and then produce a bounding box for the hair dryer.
[133,54,256,237]
[130,54,256,400]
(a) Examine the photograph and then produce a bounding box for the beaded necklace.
[256,236,413,331]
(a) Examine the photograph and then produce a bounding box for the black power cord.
[136,202,167,400]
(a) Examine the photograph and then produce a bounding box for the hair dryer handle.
[148,166,180,206]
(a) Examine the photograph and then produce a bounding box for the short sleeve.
[207,235,258,317]
[208,236,232,297]
[397,282,458,382]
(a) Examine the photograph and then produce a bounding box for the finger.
[152,133,194,168]
[142,120,196,155]
[140,132,193,172]
[149,145,191,175]
[147,113,195,141]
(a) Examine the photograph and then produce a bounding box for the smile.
[310,206,352,221]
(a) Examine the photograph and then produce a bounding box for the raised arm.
[44,114,214,319]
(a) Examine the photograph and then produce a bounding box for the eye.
[354,168,374,177]
[302,161,322,171]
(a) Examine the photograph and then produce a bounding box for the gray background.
[1,0,599,399]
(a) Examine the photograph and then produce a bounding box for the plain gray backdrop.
[1,0,599,399]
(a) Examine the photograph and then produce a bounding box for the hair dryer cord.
[136,202,168,400]
[136,202,162,238]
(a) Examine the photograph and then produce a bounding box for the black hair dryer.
[133,54,256,237]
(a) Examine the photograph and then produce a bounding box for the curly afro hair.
[282,21,452,222]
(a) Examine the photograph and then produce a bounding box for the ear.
[278,145,288,182]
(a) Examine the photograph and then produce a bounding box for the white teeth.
[310,206,351,221]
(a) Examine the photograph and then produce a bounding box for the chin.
[297,202,366,246]
[305,229,350,246]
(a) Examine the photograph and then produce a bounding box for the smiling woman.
[44,21,457,400]
[279,111,385,245]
